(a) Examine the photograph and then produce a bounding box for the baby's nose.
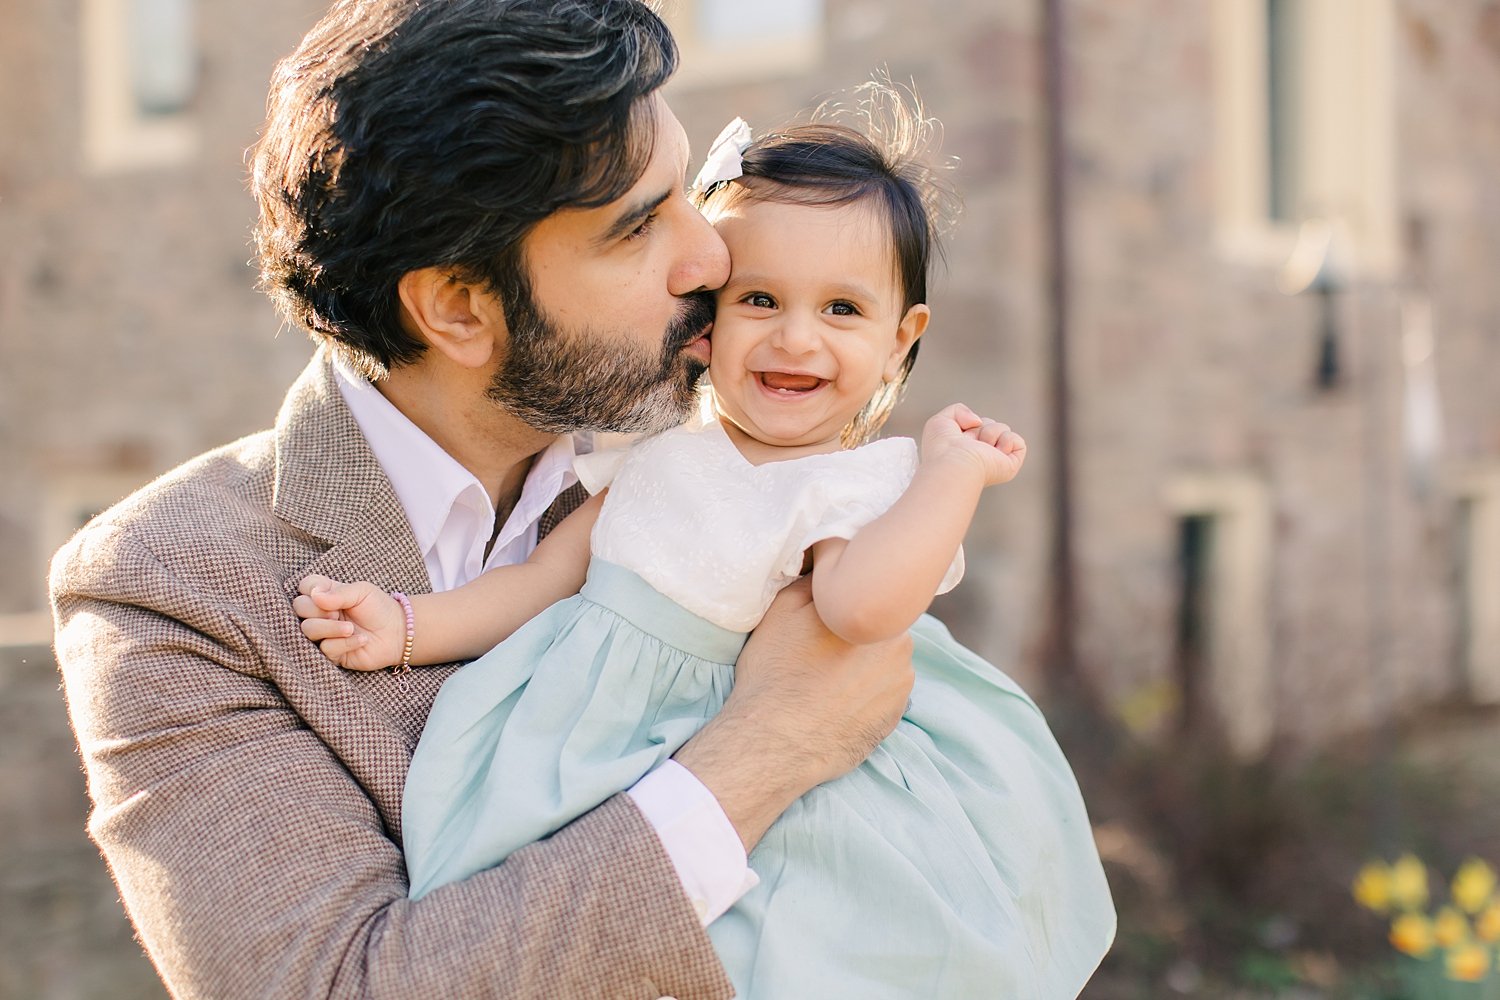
[771,313,819,354]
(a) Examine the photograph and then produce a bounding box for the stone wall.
[0,646,164,999]
[0,1,322,618]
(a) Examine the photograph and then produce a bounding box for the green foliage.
[1062,704,1500,999]
[1235,951,1300,991]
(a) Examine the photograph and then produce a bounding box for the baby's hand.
[921,403,1027,486]
[292,575,405,671]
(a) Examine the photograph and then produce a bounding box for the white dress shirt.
[333,361,755,925]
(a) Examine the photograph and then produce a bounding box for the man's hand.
[292,575,404,671]
[673,576,914,851]
[920,403,1026,487]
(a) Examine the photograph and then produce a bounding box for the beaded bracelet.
[390,591,415,679]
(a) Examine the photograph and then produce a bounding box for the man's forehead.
[519,95,687,254]
[637,92,689,174]
[527,96,689,246]
[594,104,690,216]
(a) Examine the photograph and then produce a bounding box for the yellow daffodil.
[1353,860,1393,914]
[1391,912,1436,957]
[1434,906,1471,948]
[1452,858,1498,915]
[1478,902,1500,943]
[1444,941,1492,982]
[1390,854,1431,911]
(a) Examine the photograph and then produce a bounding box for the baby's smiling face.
[704,196,928,462]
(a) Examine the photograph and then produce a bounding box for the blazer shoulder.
[50,429,290,597]
[107,429,277,530]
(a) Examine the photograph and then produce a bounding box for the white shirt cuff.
[627,759,759,926]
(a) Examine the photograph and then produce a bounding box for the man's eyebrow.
[597,188,673,245]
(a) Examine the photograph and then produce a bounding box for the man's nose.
[669,203,730,296]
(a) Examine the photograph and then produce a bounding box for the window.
[1163,472,1275,757]
[661,0,824,88]
[1264,0,1301,224]
[1448,467,1500,704]
[1212,0,1397,273]
[129,0,198,116]
[696,0,822,44]
[81,0,200,173]
[1172,514,1215,737]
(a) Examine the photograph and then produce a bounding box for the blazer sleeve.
[51,521,734,1000]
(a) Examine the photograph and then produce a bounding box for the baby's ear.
[886,303,930,380]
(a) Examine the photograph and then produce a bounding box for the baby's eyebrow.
[729,273,881,303]
[824,281,880,302]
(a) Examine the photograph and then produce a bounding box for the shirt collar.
[332,358,583,561]
[498,427,583,554]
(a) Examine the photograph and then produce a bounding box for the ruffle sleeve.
[936,545,965,594]
[785,437,967,594]
[573,443,634,495]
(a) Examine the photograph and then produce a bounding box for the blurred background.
[2,0,1498,997]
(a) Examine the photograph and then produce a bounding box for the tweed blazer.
[50,352,736,1000]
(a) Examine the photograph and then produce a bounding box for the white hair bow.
[692,117,753,191]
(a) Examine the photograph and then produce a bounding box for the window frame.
[660,0,825,88]
[1446,466,1500,704]
[1211,0,1397,275]
[81,0,200,174]
[1162,471,1276,757]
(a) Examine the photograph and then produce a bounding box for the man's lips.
[681,323,712,363]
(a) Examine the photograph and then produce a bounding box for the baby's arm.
[810,404,1025,645]
[295,492,604,669]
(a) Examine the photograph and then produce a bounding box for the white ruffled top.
[575,418,964,633]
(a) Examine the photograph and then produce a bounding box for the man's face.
[488,95,730,434]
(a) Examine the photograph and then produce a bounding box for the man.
[49,1,913,997]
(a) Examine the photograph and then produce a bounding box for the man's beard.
[488,276,714,435]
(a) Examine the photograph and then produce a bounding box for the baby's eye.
[827,300,859,317]
[744,292,777,309]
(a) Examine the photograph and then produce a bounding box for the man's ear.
[885,303,930,380]
[396,268,505,369]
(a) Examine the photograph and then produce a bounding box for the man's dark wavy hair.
[251,0,677,378]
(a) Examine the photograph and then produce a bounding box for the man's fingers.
[770,573,816,609]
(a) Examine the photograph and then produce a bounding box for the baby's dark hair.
[695,81,957,446]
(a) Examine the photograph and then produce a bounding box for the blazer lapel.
[265,352,587,839]
[269,352,454,839]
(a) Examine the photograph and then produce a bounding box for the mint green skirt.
[403,560,1115,998]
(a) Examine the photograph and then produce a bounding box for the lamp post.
[1278,217,1347,390]
[1282,218,1414,853]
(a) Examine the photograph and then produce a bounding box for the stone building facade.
[662,0,1500,757]
[2,1,1497,996]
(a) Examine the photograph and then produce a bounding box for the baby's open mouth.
[759,372,826,393]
